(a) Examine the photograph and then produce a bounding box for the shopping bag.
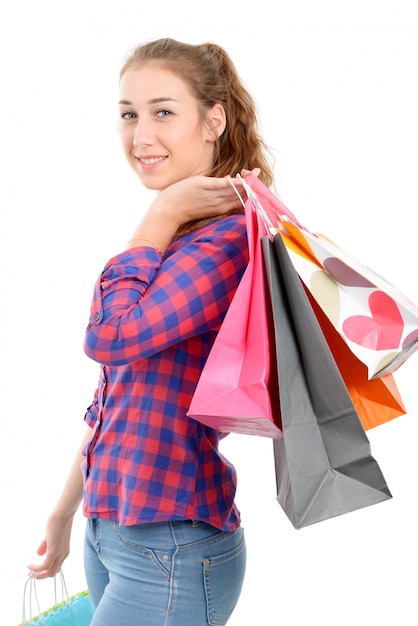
[243,174,418,379]
[262,232,392,528]
[187,187,282,439]
[304,282,406,430]
[20,570,94,625]
[240,174,406,429]
[282,218,418,378]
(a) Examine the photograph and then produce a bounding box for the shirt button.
[93,313,100,322]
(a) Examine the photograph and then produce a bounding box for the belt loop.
[169,521,180,548]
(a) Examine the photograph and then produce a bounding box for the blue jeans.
[84,519,246,626]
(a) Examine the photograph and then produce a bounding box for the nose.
[132,117,154,148]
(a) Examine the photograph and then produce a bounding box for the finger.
[240,167,261,178]
[29,569,57,580]
[36,540,47,557]
[28,558,61,579]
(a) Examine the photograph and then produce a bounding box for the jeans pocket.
[202,530,246,626]
[112,522,173,579]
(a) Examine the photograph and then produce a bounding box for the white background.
[2,1,418,624]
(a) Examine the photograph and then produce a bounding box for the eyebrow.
[118,97,179,105]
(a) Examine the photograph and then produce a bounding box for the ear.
[205,103,226,141]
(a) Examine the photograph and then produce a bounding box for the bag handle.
[22,570,69,623]
[227,174,286,239]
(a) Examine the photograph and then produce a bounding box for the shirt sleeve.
[84,214,248,366]
[84,377,100,427]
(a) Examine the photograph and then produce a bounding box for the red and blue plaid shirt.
[81,213,248,531]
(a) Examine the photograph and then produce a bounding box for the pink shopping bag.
[187,183,282,439]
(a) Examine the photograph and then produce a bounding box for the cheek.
[119,126,134,155]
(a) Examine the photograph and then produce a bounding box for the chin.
[140,180,163,191]
[137,173,184,192]
[132,171,164,191]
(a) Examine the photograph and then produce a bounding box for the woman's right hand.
[129,172,257,254]
[28,513,74,579]
[149,174,246,228]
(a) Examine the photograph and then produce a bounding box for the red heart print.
[342,291,404,350]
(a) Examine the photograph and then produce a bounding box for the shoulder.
[187,214,247,256]
[193,212,247,241]
[167,213,248,265]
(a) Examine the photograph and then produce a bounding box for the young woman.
[29,38,275,626]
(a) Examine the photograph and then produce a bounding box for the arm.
[28,426,92,579]
[84,212,248,365]
[84,173,257,366]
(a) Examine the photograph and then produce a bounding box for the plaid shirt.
[81,213,248,531]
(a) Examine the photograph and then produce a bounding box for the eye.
[120,111,136,120]
[156,109,173,118]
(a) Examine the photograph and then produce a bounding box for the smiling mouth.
[137,156,167,165]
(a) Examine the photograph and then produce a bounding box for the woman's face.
[118,66,224,190]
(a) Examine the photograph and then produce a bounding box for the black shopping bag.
[262,233,392,529]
